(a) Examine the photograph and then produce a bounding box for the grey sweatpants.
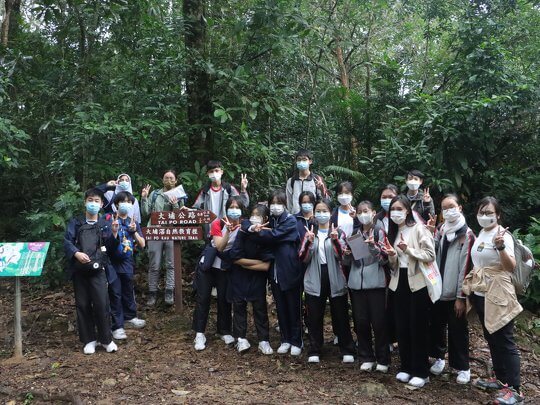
[147,240,175,291]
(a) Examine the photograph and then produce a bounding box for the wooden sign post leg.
[14,277,23,358]
[173,241,183,313]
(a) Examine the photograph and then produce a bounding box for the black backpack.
[73,218,109,276]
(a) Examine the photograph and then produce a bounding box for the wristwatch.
[496,244,506,251]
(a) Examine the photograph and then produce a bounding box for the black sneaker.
[493,387,524,404]
[474,378,505,390]
[146,291,157,307]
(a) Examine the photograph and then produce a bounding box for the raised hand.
[107,179,117,187]
[330,223,339,240]
[141,184,152,199]
[426,213,437,233]
[348,204,356,218]
[128,216,137,233]
[314,177,324,190]
[240,173,248,191]
[223,216,239,232]
[397,233,408,252]
[304,225,315,242]
[423,187,432,203]
[364,228,375,245]
[493,226,509,249]
[381,236,396,256]
[111,213,120,234]
[254,222,271,232]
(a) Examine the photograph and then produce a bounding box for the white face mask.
[270,204,284,216]
[477,214,497,229]
[443,207,461,223]
[250,216,263,226]
[357,212,373,225]
[390,211,406,225]
[406,180,421,191]
[209,172,222,182]
[337,194,353,206]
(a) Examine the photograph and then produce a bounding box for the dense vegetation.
[0,0,538,306]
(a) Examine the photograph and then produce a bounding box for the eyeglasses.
[478,211,495,216]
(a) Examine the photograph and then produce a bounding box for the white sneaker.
[211,287,218,298]
[290,345,302,356]
[333,335,339,345]
[112,328,127,340]
[376,364,389,373]
[258,341,273,355]
[307,355,320,363]
[277,343,291,354]
[408,376,429,388]
[236,338,251,353]
[220,334,235,345]
[396,372,411,383]
[456,369,471,384]
[194,333,206,351]
[102,341,118,353]
[430,358,445,375]
[126,317,146,329]
[342,355,355,363]
[83,341,97,355]
[360,362,375,371]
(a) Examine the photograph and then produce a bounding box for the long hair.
[387,195,416,245]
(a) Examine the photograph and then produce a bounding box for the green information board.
[0,242,50,277]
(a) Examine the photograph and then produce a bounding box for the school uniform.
[299,225,355,358]
[252,211,303,348]
[108,217,143,331]
[407,190,435,223]
[64,216,119,345]
[192,182,249,219]
[429,220,475,371]
[192,219,237,336]
[286,173,329,215]
[228,220,273,341]
[388,223,436,379]
[348,220,390,365]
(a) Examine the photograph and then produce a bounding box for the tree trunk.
[183,0,213,165]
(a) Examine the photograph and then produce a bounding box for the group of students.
[64,149,525,405]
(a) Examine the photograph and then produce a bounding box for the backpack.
[73,218,109,275]
[506,230,536,295]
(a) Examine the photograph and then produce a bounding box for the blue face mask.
[380,198,392,212]
[314,212,331,224]
[227,208,242,220]
[296,161,309,171]
[118,181,130,191]
[86,201,101,215]
[118,202,132,216]
[301,203,313,213]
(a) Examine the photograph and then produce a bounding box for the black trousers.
[192,267,232,335]
[73,270,112,345]
[233,299,270,341]
[305,265,355,357]
[109,272,138,330]
[470,294,520,389]
[350,288,390,365]
[386,289,397,344]
[394,268,432,378]
[429,299,469,371]
[271,280,302,348]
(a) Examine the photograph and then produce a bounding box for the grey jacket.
[348,220,388,290]
[300,231,347,298]
[435,225,475,301]
[193,182,249,219]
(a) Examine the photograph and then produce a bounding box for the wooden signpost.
[142,209,216,313]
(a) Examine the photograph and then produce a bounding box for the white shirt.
[337,208,354,237]
[317,229,329,265]
[395,225,413,268]
[471,226,515,296]
[211,227,239,269]
[209,187,223,217]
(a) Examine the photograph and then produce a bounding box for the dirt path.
[1,281,539,404]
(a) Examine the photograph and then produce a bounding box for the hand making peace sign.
[141,184,152,199]
[423,187,432,203]
[240,173,248,191]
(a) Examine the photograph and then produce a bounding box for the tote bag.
[418,260,442,303]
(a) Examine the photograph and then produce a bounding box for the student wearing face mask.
[382,195,436,388]
[348,201,390,373]
[141,170,183,306]
[250,190,303,356]
[299,198,355,364]
[296,191,316,242]
[375,184,399,233]
[108,192,147,341]
[192,196,245,351]
[192,160,249,219]
[228,204,274,355]
[96,173,143,224]
[286,149,329,214]
[404,170,435,223]
[330,181,359,239]
[462,197,523,405]
[427,194,475,384]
